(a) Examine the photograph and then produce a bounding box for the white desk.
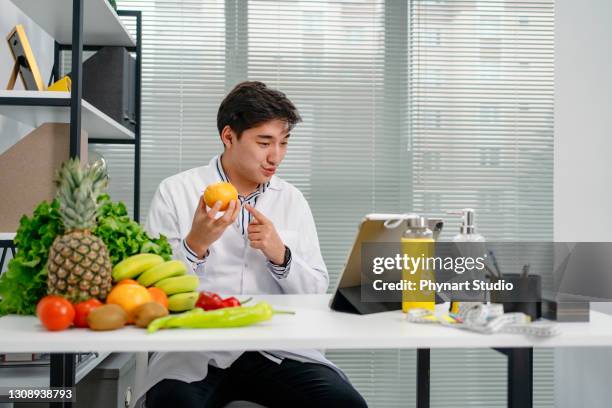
[0,295,608,352]
[0,294,609,408]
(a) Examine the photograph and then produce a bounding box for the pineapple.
[46,158,113,302]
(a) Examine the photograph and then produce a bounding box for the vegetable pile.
[33,254,249,332]
[29,250,289,332]
[0,195,173,316]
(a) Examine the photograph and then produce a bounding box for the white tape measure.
[406,303,559,338]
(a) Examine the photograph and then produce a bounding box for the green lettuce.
[0,201,62,315]
[94,194,173,265]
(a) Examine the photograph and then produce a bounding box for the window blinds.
[409,0,554,242]
[409,1,554,407]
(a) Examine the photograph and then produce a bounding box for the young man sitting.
[141,81,368,408]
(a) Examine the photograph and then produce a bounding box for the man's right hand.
[185,197,240,258]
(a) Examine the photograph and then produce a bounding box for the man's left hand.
[245,204,286,265]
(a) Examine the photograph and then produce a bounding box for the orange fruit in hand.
[204,182,238,211]
[147,287,169,310]
[106,284,152,323]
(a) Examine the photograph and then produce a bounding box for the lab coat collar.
[209,155,282,191]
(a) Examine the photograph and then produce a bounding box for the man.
[141,81,367,408]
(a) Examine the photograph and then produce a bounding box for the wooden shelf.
[0,91,134,140]
[10,0,135,46]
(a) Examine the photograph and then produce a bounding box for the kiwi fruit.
[87,304,128,331]
[133,302,169,328]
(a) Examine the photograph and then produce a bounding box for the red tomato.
[36,296,75,331]
[73,299,103,328]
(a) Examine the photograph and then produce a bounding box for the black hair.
[217,81,302,138]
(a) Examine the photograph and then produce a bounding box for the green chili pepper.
[147,301,294,333]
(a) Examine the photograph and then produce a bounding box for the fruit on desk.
[106,284,152,321]
[167,292,199,312]
[87,304,128,331]
[203,182,238,211]
[147,287,169,309]
[36,295,75,331]
[133,302,169,328]
[46,159,113,303]
[112,253,165,282]
[73,298,103,328]
[155,275,199,295]
[137,260,187,287]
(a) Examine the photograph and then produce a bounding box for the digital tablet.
[329,214,443,314]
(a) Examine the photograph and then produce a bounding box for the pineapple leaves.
[54,158,108,231]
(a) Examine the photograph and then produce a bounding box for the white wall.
[554,0,612,406]
[0,1,54,154]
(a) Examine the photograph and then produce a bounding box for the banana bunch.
[112,254,199,312]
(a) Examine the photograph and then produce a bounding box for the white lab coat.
[136,155,345,405]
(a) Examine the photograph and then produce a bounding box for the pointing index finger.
[245,204,268,224]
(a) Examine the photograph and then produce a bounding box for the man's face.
[228,119,290,185]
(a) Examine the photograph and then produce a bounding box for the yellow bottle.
[401,216,435,313]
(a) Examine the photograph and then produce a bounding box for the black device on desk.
[329,214,443,315]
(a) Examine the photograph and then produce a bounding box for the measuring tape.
[405,303,559,338]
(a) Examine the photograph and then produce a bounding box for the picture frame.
[5,24,45,91]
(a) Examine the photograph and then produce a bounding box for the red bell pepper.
[195,291,224,311]
[221,296,241,308]
[196,291,254,311]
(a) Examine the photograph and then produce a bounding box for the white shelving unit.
[0,0,143,220]
[10,0,135,46]
[0,91,135,140]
